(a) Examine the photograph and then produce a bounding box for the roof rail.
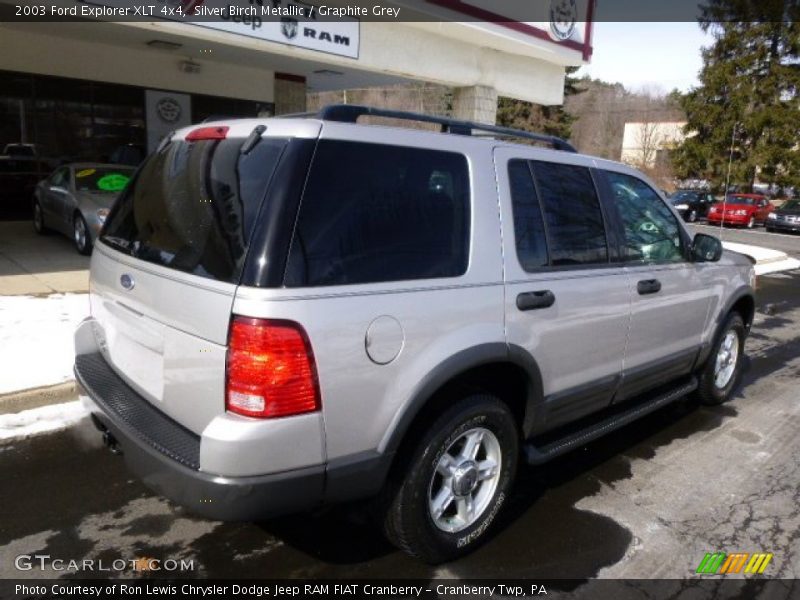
[311,104,577,153]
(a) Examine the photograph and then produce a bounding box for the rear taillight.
[226,317,320,419]
[185,126,229,141]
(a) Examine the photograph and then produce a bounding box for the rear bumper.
[74,352,324,521]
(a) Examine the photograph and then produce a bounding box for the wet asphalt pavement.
[1,271,799,581]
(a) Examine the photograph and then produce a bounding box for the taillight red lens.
[226,317,320,419]
[185,126,229,141]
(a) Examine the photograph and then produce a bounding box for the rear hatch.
[89,124,306,435]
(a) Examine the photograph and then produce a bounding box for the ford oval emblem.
[120,274,135,291]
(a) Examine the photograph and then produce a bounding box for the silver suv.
[74,105,755,563]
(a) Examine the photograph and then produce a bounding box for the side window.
[508,160,548,270]
[50,168,67,188]
[606,171,684,263]
[284,140,470,287]
[529,160,608,266]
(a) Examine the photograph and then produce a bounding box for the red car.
[707,193,772,228]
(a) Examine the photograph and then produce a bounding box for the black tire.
[33,199,49,235]
[766,227,774,233]
[381,394,518,564]
[693,313,745,406]
[73,213,92,255]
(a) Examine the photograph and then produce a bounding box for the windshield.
[781,199,800,210]
[671,191,697,202]
[74,167,135,193]
[100,136,288,284]
[726,195,756,205]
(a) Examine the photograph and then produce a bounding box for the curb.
[0,381,77,415]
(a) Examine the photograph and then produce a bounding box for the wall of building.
[274,73,307,115]
[621,121,687,168]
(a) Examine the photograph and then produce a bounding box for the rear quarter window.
[100,137,288,284]
[284,140,470,287]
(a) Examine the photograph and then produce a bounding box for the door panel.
[620,262,709,400]
[495,149,630,432]
[600,169,712,402]
[506,270,631,427]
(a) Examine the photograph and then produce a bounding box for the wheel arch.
[381,343,544,462]
[719,287,756,332]
[695,286,755,370]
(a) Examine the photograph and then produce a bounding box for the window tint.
[529,161,608,265]
[50,167,68,188]
[284,140,470,287]
[508,160,548,270]
[101,137,288,283]
[606,171,684,263]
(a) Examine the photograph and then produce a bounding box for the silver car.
[33,163,135,254]
[74,106,756,564]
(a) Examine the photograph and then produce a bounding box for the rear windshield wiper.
[240,125,267,155]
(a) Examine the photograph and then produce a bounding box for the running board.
[523,377,698,465]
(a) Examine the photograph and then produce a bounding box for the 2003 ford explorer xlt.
[75,105,756,564]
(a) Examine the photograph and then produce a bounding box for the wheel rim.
[428,427,502,533]
[714,330,739,389]
[748,217,755,228]
[74,218,86,250]
[689,210,697,222]
[34,203,42,231]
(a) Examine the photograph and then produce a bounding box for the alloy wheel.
[714,330,740,389]
[74,217,87,252]
[428,427,502,533]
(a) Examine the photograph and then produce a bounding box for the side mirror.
[692,233,723,262]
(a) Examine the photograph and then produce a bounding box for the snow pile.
[0,294,90,394]
[722,242,800,275]
[0,400,87,442]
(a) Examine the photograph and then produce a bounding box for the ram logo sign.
[696,552,773,575]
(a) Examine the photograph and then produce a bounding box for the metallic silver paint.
[76,118,754,487]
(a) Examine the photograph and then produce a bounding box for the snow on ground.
[722,241,800,275]
[0,294,89,395]
[0,400,87,442]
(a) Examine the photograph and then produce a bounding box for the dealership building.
[0,0,593,216]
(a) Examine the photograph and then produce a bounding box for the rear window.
[284,140,470,287]
[100,136,288,284]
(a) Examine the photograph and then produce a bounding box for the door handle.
[637,279,662,295]
[516,290,555,311]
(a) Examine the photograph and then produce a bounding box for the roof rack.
[299,104,577,153]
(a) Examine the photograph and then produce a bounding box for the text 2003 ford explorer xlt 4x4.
[74,106,755,564]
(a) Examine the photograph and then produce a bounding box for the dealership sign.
[76,0,360,59]
[145,90,191,153]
